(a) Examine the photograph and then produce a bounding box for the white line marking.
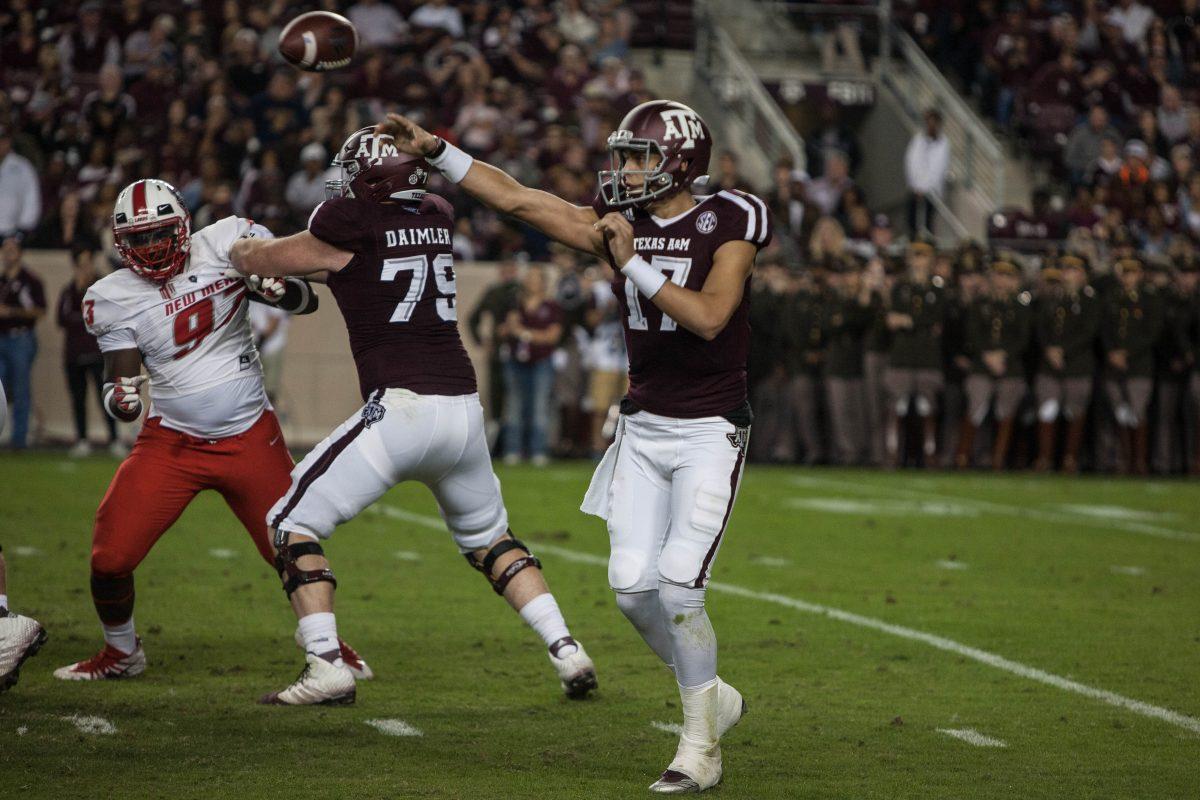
[11,546,43,557]
[17,726,28,736]
[1054,504,1176,521]
[62,715,116,735]
[375,503,1200,736]
[1110,565,1146,576]
[365,718,423,737]
[937,728,1007,748]
[651,721,683,735]
[937,560,969,570]
[208,548,238,559]
[790,475,1200,543]
[749,555,790,567]
[787,497,978,518]
[394,550,422,562]
[371,504,444,529]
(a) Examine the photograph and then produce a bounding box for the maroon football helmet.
[326,127,429,203]
[598,100,712,208]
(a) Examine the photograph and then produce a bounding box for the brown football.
[278,11,358,72]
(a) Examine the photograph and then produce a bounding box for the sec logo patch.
[696,210,717,234]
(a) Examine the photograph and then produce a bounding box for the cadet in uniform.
[1101,256,1164,475]
[956,258,1033,469]
[1150,258,1190,474]
[1178,255,1200,474]
[822,257,873,464]
[884,240,945,466]
[860,256,891,466]
[1033,254,1100,473]
[782,266,827,464]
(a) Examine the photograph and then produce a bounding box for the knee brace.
[1038,398,1060,423]
[914,395,933,417]
[274,540,337,597]
[466,533,542,595]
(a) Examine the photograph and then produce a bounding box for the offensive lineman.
[380,101,768,793]
[227,128,596,706]
[53,179,372,684]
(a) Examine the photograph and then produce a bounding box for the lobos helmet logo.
[696,210,718,234]
[660,108,705,149]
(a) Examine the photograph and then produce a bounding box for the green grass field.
[1,454,1198,799]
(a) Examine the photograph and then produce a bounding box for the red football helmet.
[112,179,191,282]
[598,100,712,208]
[326,127,429,203]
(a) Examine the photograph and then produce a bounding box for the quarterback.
[381,100,769,793]
[228,128,596,706]
[53,179,371,684]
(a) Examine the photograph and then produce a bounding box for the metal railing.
[694,11,808,174]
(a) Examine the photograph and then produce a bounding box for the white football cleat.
[0,609,48,692]
[260,654,355,706]
[649,743,722,794]
[293,626,374,680]
[548,636,597,699]
[716,677,747,738]
[54,639,146,681]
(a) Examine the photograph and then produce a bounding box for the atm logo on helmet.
[660,109,705,149]
[354,135,400,165]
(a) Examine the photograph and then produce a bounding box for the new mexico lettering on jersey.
[83,216,269,438]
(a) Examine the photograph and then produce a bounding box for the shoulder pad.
[715,190,772,249]
[308,197,365,251]
[84,271,148,337]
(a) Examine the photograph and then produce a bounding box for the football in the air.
[278,11,358,72]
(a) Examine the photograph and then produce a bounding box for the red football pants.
[91,410,294,576]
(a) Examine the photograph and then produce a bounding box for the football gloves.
[104,375,147,420]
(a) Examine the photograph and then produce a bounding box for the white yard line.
[937,728,1007,748]
[394,550,422,561]
[10,546,43,557]
[936,560,969,570]
[376,503,1200,736]
[364,718,423,737]
[650,721,684,735]
[208,548,238,559]
[1110,565,1146,576]
[790,475,1200,543]
[62,715,116,735]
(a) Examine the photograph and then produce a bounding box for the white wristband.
[427,139,474,183]
[620,254,667,298]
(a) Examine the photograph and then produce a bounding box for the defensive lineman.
[53,179,371,683]
[228,128,596,706]
[381,100,768,793]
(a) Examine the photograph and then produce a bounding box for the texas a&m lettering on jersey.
[594,189,772,418]
[307,193,476,399]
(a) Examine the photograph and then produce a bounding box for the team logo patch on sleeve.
[696,210,718,234]
[362,399,386,428]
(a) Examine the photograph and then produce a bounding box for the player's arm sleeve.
[83,286,138,353]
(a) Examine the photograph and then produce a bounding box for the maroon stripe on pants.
[270,395,379,530]
[693,446,746,588]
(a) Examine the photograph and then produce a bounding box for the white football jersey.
[84,216,271,439]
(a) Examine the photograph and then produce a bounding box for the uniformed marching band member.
[1102,256,1164,475]
[1033,254,1100,473]
[822,256,875,465]
[1149,256,1191,474]
[1177,254,1200,475]
[861,255,892,466]
[884,239,945,466]
[941,243,986,466]
[956,257,1033,469]
[782,265,828,464]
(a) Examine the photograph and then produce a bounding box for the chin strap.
[466,534,543,595]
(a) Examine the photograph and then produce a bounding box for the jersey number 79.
[381,253,457,323]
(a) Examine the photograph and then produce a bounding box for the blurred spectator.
[1107,0,1154,44]
[0,235,45,449]
[57,247,118,457]
[904,109,950,237]
[805,103,861,176]
[1064,106,1120,186]
[1156,86,1189,145]
[123,14,177,79]
[286,143,333,223]
[500,266,562,466]
[0,126,41,238]
[805,149,853,216]
[411,0,465,38]
[57,1,121,82]
[468,260,521,445]
[82,64,137,141]
[250,301,290,406]
[708,149,753,194]
[583,266,626,456]
[349,0,409,50]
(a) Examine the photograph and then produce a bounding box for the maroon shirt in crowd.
[0,266,46,335]
[512,300,562,363]
[593,189,773,419]
[308,193,478,400]
[57,280,101,362]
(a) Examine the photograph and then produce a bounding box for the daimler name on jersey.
[385,226,453,248]
[634,236,691,252]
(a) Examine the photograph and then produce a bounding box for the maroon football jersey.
[309,193,477,399]
[594,189,773,418]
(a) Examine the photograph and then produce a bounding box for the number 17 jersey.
[308,194,477,400]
